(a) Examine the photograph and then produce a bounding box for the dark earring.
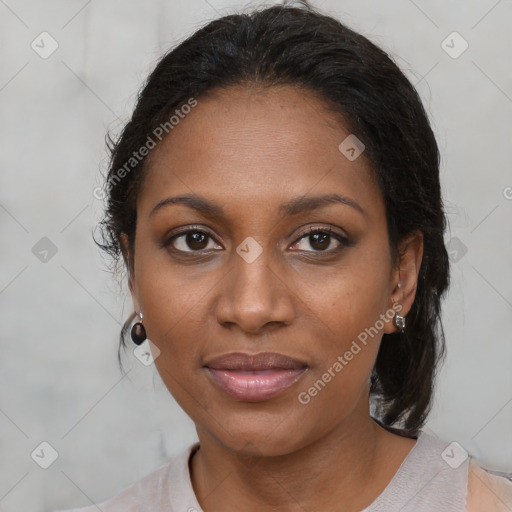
[131,312,147,345]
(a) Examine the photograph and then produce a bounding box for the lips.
[203,352,308,402]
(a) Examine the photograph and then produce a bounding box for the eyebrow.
[149,193,366,219]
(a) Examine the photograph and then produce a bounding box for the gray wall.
[0,0,511,510]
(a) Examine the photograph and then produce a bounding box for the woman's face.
[126,85,417,456]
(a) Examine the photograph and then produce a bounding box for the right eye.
[161,227,223,253]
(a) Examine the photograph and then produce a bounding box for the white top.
[55,431,512,512]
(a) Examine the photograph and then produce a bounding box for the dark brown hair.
[95,1,450,437]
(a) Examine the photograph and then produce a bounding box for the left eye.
[290,227,348,252]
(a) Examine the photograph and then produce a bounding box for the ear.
[383,230,423,334]
[120,233,139,312]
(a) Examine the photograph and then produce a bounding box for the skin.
[122,84,423,512]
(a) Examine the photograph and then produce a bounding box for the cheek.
[292,259,391,406]
[293,306,383,439]
[295,248,391,342]
[133,249,193,359]
[132,240,227,412]
[134,232,218,344]
[142,285,212,418]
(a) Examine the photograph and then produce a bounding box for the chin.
[200,412,316,458]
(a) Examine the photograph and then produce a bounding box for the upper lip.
[203,352,308,371]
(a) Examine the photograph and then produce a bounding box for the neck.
[190,408,408,512]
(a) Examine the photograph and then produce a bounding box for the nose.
[214,250,295,335]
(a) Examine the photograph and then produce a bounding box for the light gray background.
[0,0,511,510]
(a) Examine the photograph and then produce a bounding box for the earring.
[394,313,406,333]
[131,312,147,345]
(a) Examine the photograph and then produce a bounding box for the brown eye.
[163,228,222,253]
[290,227,349,253]
[181,232,209,251]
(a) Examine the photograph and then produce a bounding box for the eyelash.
[160,225,350,255]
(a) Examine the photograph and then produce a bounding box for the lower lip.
[205,367,307,402]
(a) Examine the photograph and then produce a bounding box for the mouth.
[203,352,308,402]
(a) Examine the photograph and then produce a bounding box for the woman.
[58,2,512,511]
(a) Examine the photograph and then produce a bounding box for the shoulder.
[53,442,200,512]
[466,460,512,512]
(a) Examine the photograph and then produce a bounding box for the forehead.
[138,84,383,221]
